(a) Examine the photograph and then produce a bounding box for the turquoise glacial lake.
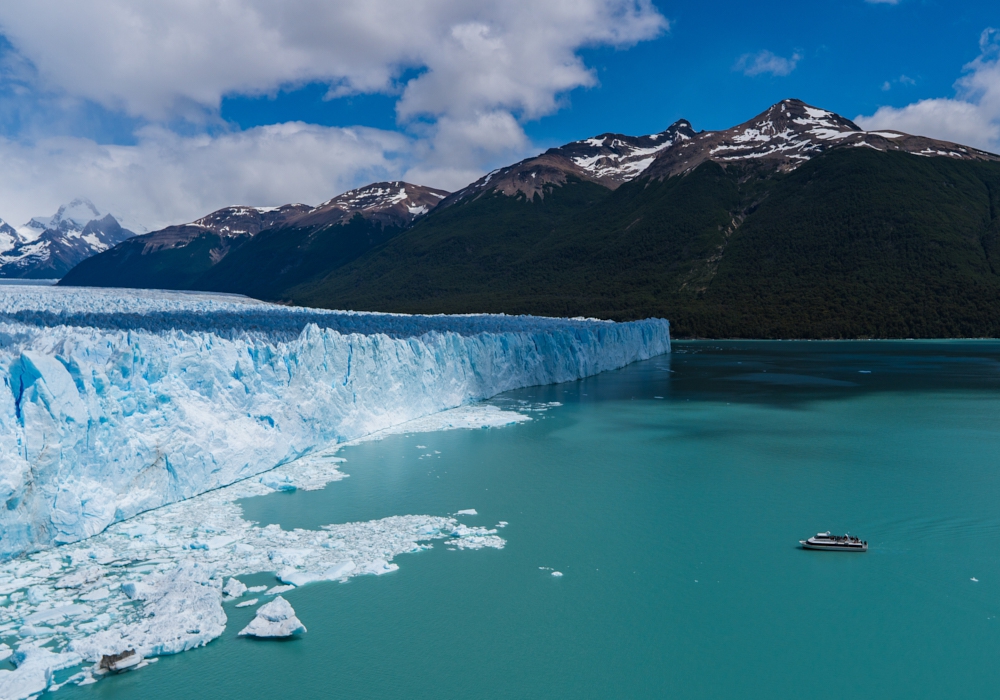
[55,341,1000,699]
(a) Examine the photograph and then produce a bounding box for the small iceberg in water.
[238,596,306,638]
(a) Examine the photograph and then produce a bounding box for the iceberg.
[238,596,306,638]
[0,285,669,560]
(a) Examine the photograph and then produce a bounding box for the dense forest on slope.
[196,216,405,299]
[286,149,1000,338]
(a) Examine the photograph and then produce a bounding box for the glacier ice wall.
[0,286,670,560]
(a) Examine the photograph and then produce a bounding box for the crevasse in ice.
[0,286,670,560]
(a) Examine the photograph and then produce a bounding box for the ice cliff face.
[0,286,670,560]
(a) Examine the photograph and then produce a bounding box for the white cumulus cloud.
[0,0,668,228]
[856,28,1000,153]
[0,123,408,230]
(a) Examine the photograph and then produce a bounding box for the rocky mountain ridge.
[443,99,999,207]
[58,182,449,290]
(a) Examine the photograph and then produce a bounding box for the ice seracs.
[238,596,306,638]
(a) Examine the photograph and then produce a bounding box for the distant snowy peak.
[295,181,450,230]
[442,121,697,206]
[645,99,1000,178]
[0,199,138,279]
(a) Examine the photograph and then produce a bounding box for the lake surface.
[54,341,1000,699]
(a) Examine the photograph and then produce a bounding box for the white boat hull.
[799,540,867,552]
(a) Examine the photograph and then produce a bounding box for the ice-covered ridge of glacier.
[0,286,670,559]
[4,285,641,340]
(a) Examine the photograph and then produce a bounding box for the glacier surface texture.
[0,286,670,559]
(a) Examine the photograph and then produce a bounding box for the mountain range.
[0,198,138,278]
[61,183,448,295]
[59,99,1000,338]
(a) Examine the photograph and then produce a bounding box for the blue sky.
[221,1,997,143]
[0,0,997,228]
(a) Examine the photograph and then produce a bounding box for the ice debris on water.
[551,572,563,577]
[265,585,296,596]
[223,578,248,598]
[0,413,509,700]
[455,509,478,516]
[238,596,306,638]
[0,285,669,560]
[235,598,258,608]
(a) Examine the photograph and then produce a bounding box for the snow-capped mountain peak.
[291,181,450,230]
[0,199,138,279]
[442,120,698,207]
[554,120,697,183]
[645,98,1000,178]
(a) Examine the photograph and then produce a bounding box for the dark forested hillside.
[287,149,1000,338]
[196,215,406,299]
[58,100,1000,338]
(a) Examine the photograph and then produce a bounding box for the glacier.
[0,285,670,560]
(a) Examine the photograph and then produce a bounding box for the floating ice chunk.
[551,571,563,577]
[971,577,979,582]
[278,570,323,587]
[26,587,48,605]
[235,598,258,608]
[80,586,110,601]
[322,562,356,581]
[223,578,248,598]
[120,582,152,600]
[359,559,398,576]
[54,567,103,589]
[238,596,306,638]
[246,585,268,594]
[268,548,312,567]
[23,604,91,626]
[0,644,10,662]
[265,585,295,596]
[0,647,83,700]
[70,563,225,661]
[455,509,478,516]
[496,521,508,528]
[205,535,238,550]
[416,445,427,449]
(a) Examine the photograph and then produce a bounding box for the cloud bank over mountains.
[0,0,666,228]
[857,28,1000,153]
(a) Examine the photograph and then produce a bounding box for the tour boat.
[799,531,867,552]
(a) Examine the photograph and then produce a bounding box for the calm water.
[55,341,1000,699]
